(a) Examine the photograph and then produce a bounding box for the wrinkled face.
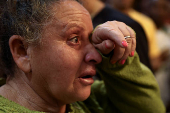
[28,1,102,104]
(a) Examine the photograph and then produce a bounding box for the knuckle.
[118,21,127,26]
[131,33,136,38]
[126,38,132,43]
[112,20,117,23]
[105,21,113,25]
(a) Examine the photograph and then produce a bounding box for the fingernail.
[122,40,128,47]
[105,42,110,49]
[111,61,116,64]
[131,51,134,56]
[120,60,126,65]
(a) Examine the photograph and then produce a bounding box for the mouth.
[80,75,93,79]
[78,71,95,86]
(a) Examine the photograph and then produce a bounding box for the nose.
[85,44,102,64]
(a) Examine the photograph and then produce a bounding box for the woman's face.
[28,1,102,104]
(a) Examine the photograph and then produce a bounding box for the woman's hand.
[92,21,136,64]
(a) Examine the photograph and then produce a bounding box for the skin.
[109,0,166,72]
[92,21,136,63]
[0,0,135,113]
[82,0,136,63]
[27,0,102,106]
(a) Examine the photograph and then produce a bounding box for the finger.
[110,45,125,64]
[117,21,131,37]
[94,40,115,55]
[130,38,136,56]
[114,22,133,61]
[118,38,132,65]
[128,38,136,57]
[92,21,128,48]
[126,26,136,56]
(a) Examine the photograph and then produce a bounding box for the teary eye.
[70,36,79,43]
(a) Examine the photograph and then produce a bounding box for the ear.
[9,35,31,73]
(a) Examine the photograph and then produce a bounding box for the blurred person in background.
[106,0,165,73]
[81,0,153,75]
[133,0,170,110]
[137,0,170,57]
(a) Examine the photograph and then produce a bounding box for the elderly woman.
[0,0,165,113]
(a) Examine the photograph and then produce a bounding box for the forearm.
[96,51,165,113]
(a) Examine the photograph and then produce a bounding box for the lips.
[78,71,96,86]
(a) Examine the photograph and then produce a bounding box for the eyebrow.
[60,22,93,42]
[62,22,85,33]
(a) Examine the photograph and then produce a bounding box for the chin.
[75,85,92,101]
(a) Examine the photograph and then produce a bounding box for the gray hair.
[0,0,79,77]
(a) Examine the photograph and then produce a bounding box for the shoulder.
[93,5,135,24]
[128,9,155,26]
[0,95,42,113]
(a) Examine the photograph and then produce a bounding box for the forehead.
[41,0,93,40]
[55,0,88,14]
[51,1,91,24]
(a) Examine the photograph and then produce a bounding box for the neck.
[0,72,66,113]
[82,0,105,19]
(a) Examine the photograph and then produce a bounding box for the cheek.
[30,43,84,89]
[52,46,83,77]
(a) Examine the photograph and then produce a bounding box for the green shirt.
[0,52,166,113]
